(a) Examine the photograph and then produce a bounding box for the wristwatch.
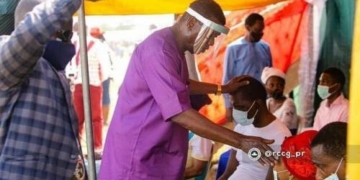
[215,84,222,96]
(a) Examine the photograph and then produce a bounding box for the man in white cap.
[261,67,298,135]
[0,0,82,179]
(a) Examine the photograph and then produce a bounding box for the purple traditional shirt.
[99,27,192,180]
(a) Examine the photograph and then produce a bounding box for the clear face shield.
[186,8,229,55]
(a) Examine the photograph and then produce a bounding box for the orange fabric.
[264,0,308,71]
[196,0,309,124]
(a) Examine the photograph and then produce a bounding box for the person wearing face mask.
[310,122,347,180]
[313,67,348,131]
[261,67,298,135]
[218,77,291,180]
[0,0,84,179]
[265,130,318,180]
[223,13,272,124]
[99,1,278,179]
[217,14,272,177]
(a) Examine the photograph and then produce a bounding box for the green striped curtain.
[0,0,20,35]
[314,0,356,113]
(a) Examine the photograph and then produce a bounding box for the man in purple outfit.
[99,0,276,179]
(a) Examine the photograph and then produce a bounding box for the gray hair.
[14,0,45,27]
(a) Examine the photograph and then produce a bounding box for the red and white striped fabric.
[71,36,111,86]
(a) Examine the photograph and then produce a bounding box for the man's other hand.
[239,135,277,166]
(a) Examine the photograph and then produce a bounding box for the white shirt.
[68,36,111,86]
[229,119,291,180]
[267,97,298,129]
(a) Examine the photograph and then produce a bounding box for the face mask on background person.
[323,157,344,180]
[232,101,258,126]
[250,31,263,42]
[272,90,283,99]
[317,84,336,99]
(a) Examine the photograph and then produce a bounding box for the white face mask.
[317,84,336,99]
[324,157,344,180]
[232,101,258,126]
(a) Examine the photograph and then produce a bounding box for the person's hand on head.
[223,75,251,93]
[239,135,277,166]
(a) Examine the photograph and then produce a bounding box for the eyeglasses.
[56,30,73,43]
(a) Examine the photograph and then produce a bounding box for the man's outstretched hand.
[239,135,277,166]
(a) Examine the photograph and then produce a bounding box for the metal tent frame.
[77,3,97,180]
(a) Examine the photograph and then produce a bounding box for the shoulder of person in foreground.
[270,120,292,145]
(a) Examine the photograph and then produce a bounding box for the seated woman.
[218,77,291,180]
[261,67,298,135]
[265,130,318,180]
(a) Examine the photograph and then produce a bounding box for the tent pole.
[347,0,360,178]
[78,1,97,180]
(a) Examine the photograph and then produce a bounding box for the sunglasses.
[56,30,73,43]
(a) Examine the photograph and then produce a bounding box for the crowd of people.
[0,0,351,179]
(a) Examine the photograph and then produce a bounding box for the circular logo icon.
[247,147,261,161]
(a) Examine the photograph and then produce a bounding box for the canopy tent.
[83,0,287,15]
